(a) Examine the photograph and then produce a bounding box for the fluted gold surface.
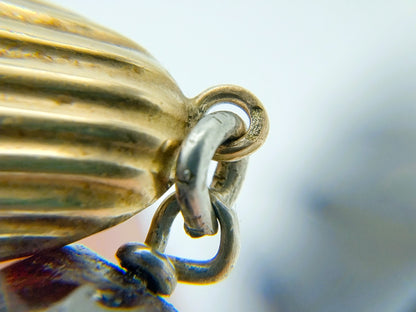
[0,0,196,260]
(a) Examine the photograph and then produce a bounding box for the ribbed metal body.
[0,0,195,260]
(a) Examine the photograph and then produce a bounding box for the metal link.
[176,111,246,237]
[117,193,240,293]
[192,84,269,161]
[118,110,250,293]
[144,192,240,285]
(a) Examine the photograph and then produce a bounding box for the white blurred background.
[54,1,416,311]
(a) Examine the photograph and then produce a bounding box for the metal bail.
[176,111,247,237]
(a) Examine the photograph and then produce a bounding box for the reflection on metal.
[117,194,240,295]
[0,245,176,311]
[0,0,268,261]
[118,112,244,294]
[176,111,247,236]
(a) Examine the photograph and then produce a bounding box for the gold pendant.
[0,0,268,261]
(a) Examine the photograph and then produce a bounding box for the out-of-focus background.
[53,1,416,311]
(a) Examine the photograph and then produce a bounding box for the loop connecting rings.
[179,84,268,235]
[176,111,248,237]
[117,194,239,295]
[149,193,239,284]
[192,84,269,162]
[118,86,268,294]
[117,110,249,294]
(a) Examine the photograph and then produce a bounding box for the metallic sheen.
[118,193,240,289]
[0,0,268,261]
[0,244,176,311]
[117,243,177,295]
[176,111,246,236]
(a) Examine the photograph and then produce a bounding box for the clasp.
[176,111,247,237]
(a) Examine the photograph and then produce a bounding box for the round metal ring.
[144,193,240,284]
[192,84,269,161]
[175,111,247,236]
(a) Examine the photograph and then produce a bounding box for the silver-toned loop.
[210,158,249,208]
[144,193,240,285]
[117,112,247,292]
[176,111,247,237]
[117,242,177,295]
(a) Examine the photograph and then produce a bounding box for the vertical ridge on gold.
[0,0,151,53]
[0,0,193,260]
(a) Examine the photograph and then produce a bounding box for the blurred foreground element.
[0,245,176,311]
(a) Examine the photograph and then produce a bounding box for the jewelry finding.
[176,111,246,237]
[0,0,269,296]
[117,111,245,294]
